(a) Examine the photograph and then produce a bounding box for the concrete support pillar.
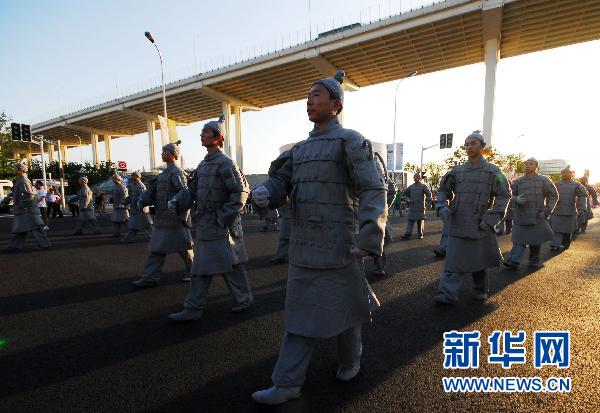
[104,135,112,163]
[147,120,157,171]
[48,144,55,163]
[482,38,499,147]
[481,5,502,148]
[222,102,232,157]
[61,145,69,163]
[91,133,100,166]
[234,106,243,170]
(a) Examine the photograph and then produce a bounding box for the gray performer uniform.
[259,116,387,389]
[135,164,193,283]
[271,205,290,263]
[7,174,51,250]
[550,178,587,250]
[403,181,431,238]
[73,183,101,234]
[373,173,397,274]
[505,173,558,267]
[580,184,597,232]
[175,148,254,312]
[111,182,129,236]
[435,157,511,303]
[496,201,513,234]
[433,176,450,258]
[122,179,153,242]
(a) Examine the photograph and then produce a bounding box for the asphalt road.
[0,211,598,412]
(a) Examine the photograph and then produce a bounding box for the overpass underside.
[21,0,600,170]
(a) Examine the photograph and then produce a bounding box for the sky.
[1,0,599,181]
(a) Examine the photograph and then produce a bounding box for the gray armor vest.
[554,180,578,216]
[128,181,147,215]
[449,162,499,239]
[289,133,360,268]
[584,184,593,210]
[154,165,188,228]
[406,182,429,212]
[192,151,246,240]
[78,186,94,211]
[112,183,127,206]
[512,174,550,225]
[12,175,36,214]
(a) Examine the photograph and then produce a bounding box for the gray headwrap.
[13,162,28,172]
[162,140,182,156]
[204,114,226,137]
[131,171,141,178]
[467,130,486,146]
[414,173,421,179]
[79,176,89,183]
[312,70,345,103]
[525,157,538,166]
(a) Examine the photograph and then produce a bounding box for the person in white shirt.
[34,181,49,230]
[46,187,63,218]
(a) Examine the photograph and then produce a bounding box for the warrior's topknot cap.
[466,130,486,146]
[204,114,226,137]
[312,69,346,102]
[163,140,182,155]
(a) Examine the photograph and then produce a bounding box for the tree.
[442,146,524,176]
[403,162,421,174]
[422,162,445,188]
[0,112,17,179]
[443,147,468,170]
[27,160,115,194]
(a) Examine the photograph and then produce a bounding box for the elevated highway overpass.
[15,0,600,171]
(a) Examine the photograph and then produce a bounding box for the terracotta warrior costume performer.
[251,71,387,405]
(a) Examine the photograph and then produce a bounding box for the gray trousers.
[271,325,362,388]
[141,251,193,281]
[184,265,253,310]
[112,222,127,236]
[550,232,571,249]
[439,219,449,252]
[122,227,153,242]
[7,229,51,250]
[506,244,541,264]
[74,219,100,234]
[373,253,386,271]
[436,270,488,303]
[274,237,289,260]
[404,219,424,237]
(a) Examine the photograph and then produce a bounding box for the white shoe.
[251,386,301,405]
[232,299,254,313]
[42,226,50,231]
[434,294,457,305]
[474,292,488,301]
[168,309,203,322]
[336,364,360,382]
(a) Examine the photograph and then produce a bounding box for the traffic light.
[11,123,21,141]
[446,133,453,148]
[21,124,31,142]
[439,134,447,149]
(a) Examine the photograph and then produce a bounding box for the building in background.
[538,159,568,175]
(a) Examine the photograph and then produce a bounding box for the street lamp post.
[420,142,439,171]
[392,70,417,184]
[145,32,168,125]
[74,134,83,163]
